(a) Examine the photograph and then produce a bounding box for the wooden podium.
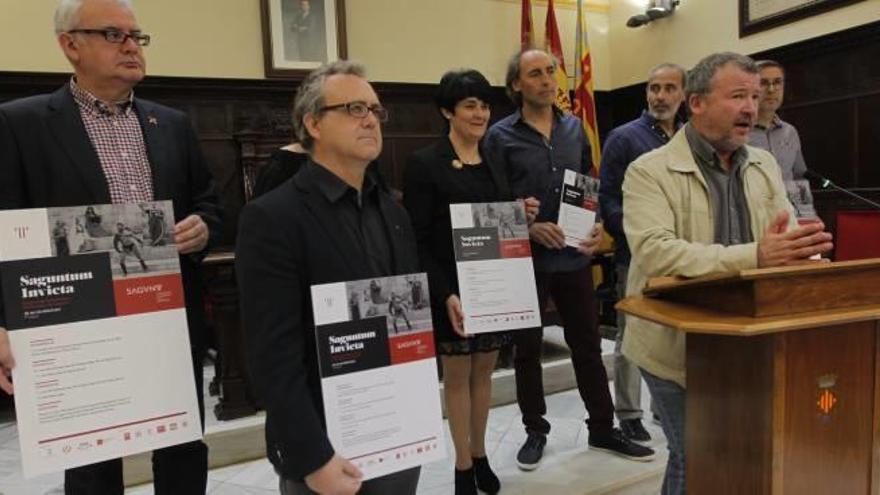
[617,259,880,494]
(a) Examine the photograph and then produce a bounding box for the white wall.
[0,0,612,88]
[607,0,880,88]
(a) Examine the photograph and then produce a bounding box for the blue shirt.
[599,111,679,266]
[483,108,592,273]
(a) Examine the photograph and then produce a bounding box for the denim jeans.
[641,369,685,495]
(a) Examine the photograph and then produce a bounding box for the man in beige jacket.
[621,52,833,495]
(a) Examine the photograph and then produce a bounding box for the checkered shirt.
[70,78,154,204]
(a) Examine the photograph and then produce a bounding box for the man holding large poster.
[237,61,422,495]
[0,0,221,492]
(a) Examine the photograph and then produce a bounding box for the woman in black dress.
[252,143,308,198]
[404,69,537,495]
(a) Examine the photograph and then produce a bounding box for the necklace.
[451,157,482,170]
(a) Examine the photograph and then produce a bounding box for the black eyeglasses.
[319,101,389,122]
[67,29,151,47]
[759,78,784,89]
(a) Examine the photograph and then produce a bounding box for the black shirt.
[310,161,393,276]
[483,108,593,272]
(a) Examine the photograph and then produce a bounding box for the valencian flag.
[521,0,536,49]
[574,0,601,170]
[544,0,572,113]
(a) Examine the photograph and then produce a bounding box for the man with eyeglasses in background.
[749,60,809,183]
[0,1,221,493]
[749,60,815,217]
[236,61,421,495]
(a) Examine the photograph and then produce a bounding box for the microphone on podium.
[804,170,880,210]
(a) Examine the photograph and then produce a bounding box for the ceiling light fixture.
[627,0,680,28]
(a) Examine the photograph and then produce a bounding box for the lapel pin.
[148,115,158,126]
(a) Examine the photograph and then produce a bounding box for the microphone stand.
[806,172,880,210]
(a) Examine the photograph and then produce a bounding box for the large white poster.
[450,202,541,334]
[557,169,599,249]
[311,273,445,480]
[0,202,201,478]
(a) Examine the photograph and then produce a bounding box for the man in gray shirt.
[749,60,808,183]
[750,60,815,218]
[749,60,807,182]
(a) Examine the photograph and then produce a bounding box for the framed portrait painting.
[739,0,865,37]
[261,0,348,78]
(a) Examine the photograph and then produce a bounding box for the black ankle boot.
[472,456,500,494]
[455,467,477,495]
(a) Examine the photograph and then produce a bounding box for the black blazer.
[403,137,512,307]
[236,160,419,480]
[0,85,222,348]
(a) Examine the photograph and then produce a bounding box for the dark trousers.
[64,347,208,495]
[513,266,614,437]
[279,467,421,495]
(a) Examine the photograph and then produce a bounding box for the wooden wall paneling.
[781,100,856,186]
[597,84,647,141]
[200,137,245,247]
[857,94,880,188]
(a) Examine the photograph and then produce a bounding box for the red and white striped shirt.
[70,78,154,204]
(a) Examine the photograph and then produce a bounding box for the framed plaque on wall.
[739,0,866,37]
[261,0,348,79]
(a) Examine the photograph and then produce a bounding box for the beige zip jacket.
[621,125,796,387]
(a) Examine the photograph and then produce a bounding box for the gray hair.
[648,63,687,90]
[54,0,135,35]
[685,52,758,100]
[504,49,557,107]
[292,60,367,150]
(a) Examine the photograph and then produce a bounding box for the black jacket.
[0,85,222,349]
[236,160,419,480]
[403,137,512,307]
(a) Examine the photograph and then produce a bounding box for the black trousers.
[513,266,614,437]
[64,347,208,495]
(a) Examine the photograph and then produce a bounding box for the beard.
[648,105,677,122]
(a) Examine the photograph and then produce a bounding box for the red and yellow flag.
[544,0,572,113]
[573,0,601,170]
[521,0,536,50]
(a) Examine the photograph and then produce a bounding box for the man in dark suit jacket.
[237,61,421,495]
[0,1,221,493]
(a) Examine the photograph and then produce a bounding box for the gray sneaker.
[515,432,547,471]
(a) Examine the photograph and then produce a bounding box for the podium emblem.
[816,374,838,419]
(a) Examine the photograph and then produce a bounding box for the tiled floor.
[141,384,666,495]
[0,340,667,494]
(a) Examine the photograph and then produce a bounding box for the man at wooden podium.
[620,52,833,495]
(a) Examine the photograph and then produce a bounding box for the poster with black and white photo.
[0,202,201,478]
[450,201,540,334]
[311,273,445,480]
[785,179,817,221]
[558,169,599,248]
